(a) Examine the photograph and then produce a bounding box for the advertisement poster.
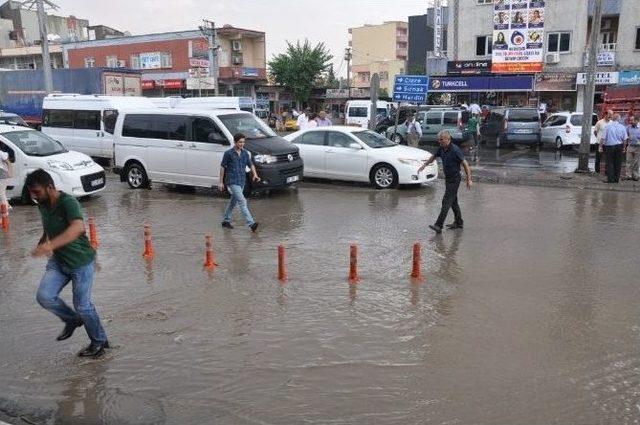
[492,0,545,73]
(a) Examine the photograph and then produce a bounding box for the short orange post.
[88,217,99,249]
[203,235,217,270]
[0,203,8,232]
[142,224,154,260]
[348,244,359,283]
[278,245,287,281]
[411,242,424,281]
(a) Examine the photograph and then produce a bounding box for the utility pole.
[576,0,603,173]
[200,20,219,96]
[344,47,352,95]
[452,0,459,60]
[34,0,56,94]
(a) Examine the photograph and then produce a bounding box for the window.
[544,115,567,127]
[476,35,493,56]
[130,55,141,69]
[327,132,356,148]
[348,107,368,118]
[508,109,539,122]
[217,113,276,140]
[74,110,101,130]
[635,27,640,50]
[443,112,459,125]
[477,0,492,4]
[103,110,118,134]
[84,57,96,68]
[106,56,119,68]
[192,117,224,143]
[547,32,571,53]
[379,71,389,81]
[568,114,597,127]
[43,109,74,128]
[296,131,325,146]
[122,114,189,140]
[425,112,441,125]
[232,53,244,65]
[166,116,188,140]
[161,52,172,68]
[3,130,66,157]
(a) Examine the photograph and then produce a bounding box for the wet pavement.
[1,176,640,424]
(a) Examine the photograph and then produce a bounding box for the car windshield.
[0,114,28,127]
[509,109,539,122]
[353,130,396,148]
[217,113,277,140]
[2,130,67,156]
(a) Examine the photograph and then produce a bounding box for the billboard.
[492,0,545,74]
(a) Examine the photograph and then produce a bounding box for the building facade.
[408,8,449,74]
[349,21,408,94]
[63,28,267,97]
[443,0,640,112]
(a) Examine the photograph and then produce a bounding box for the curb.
[474,174,640,193]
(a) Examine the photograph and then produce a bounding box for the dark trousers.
[435,175,463,227]
[604,144,623,183]
[595,148,601,173]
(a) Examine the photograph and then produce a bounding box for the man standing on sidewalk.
[602,114,627,183]
[219,133,260,232]
[27,169,109,358]
[296,107,311,131]
[625,115,640,181]
[418,130,472,234]
[594,110,613,173]
[405,114,422,148]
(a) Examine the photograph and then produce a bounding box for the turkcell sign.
[393,75,429,102]
[429,76,533,92]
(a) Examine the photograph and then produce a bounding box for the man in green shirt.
[467,113,481,150]
[27,169,108,358]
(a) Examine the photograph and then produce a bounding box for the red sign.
[141,80,155,90]
[161,79,185,89]
[491,62,543,73]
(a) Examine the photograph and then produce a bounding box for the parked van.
[150,96,256,113]
[41,94,157,160]
[0,124,106,203]
[385,108,470,145]
[541,112,598,149]
[112,109,303,194]
[345,100,392,127]
[481,107,541,148]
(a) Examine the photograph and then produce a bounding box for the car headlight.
[398,158,422,166]
[254,154,277,164]
[47,160,74,171]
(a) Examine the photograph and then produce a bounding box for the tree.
[268,40,333,103]
[378,88,389,99]
[325,65,339,88]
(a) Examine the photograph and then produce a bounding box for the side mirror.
[208,132,227,144]
[349,142,362,150]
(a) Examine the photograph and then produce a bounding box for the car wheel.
[370,163,398,190]
[555,137,563,150]
[392,133,404,145]
[125,162,149,189]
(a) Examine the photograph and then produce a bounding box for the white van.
[112,109,303,193]
[41,94,157,160]
[345,100,393,127]
[0,124,106,202]
[150,96,256,113]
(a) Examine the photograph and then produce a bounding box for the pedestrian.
[219,133,260,232]
[307,113,318,128]
[467,113,481,150]
[602,113,627,183]
[405,114,422,148]
[316,110,332,127]
[296,107,311,131]
[418,130,472,234]
[0,142,12,212]
[469,102,482,115]
[26,169,108,358]
[625,115,640,181]
[594,110,613,173]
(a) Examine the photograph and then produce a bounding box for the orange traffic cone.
[348,244,359,283]
[0,203,8,232]
[142,224,154,260]
[88,217,99,249]
[410,242,424,282]
[278,245,287,281]
[203,235,217,270]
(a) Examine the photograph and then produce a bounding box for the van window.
[489,111,504,122]
[443,112,459,125]
[296,131,325,146]
[508,109,539,122]
[43,109,74,128]
[348,107,368,118]
[74,110,101,130]
[192,117,225,143]
[103,110,118,134]
[122,114,189,140]
[544,115,567,127]
[569,114,598,127]
[425,112,441,125]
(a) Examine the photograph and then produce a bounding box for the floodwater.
[1,177,640,424]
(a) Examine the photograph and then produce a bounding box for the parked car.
[345,100,393,128]
[112,109,303,195]
[0,124,106,203]
[385,108,470,145]
[481,107,541,148]
[0,111,29,127]
[284,126,438,189]
[541,112,598,149]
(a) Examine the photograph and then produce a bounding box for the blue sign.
[242,67,260,77]
[429,76,533,92]
[619,70,640,86]
[393,74,429,103]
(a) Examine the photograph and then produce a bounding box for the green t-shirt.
[38,192,95,269]
[467,116,479,132]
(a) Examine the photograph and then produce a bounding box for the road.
[1,176,639,424]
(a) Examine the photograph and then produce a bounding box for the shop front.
[429,75,535,107]
[534,73,577,113]
[141,72,189,97]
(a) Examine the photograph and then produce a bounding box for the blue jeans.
[36,259,108,344]
[223,184,255,226]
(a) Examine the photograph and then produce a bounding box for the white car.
[0,124,106,203]
[284,126,438,189]
[541,112,598,149]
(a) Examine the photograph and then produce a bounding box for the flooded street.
[1,178,640,424]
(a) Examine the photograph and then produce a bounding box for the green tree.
[378,88,389,98]
[268,40,333,103]
[325,65,339,88]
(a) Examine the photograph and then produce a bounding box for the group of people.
[295,108,332,130]
[594,109,640,182]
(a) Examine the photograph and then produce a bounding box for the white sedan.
[283,126,438,189]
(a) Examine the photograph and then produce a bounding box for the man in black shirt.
[418,130,472,234]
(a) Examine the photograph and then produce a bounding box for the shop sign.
[186,77,216,90]
[141,80,155,90]
[429,75,533,92]
[349,88,370,98]
[158,79,185,89]
[576,72,618,85]
[326,88,350,99]
[447,60,492,75]
[534,73,576,91]
[139,52,162,70]
[103,74,124,95]
[618,70,640,86]
[242,68,260,77]
[189,68,209,78]
[596,51,615,67]
[124,76,142,96]
[189,58,210,68]
[256,93,270,108]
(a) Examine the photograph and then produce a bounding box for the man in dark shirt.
[418,130,473,234]
[219,133,261,231]
[27,169,108,358]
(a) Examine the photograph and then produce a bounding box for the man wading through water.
[418,130,472,234]
[27,169,109,358]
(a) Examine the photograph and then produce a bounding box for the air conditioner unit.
[545,53,560,64]
[232,40,242,51]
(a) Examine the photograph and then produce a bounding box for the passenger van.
[481,107,541,148]
[385,107,470,145]
[0,124,106,203]
[345,100,392,127]
[41,94,157,160]
[150,96,257,113]
[112,109,303,194]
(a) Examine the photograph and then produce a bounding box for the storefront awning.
[429,75,533,92]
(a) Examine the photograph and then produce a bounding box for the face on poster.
[528,9,544,27]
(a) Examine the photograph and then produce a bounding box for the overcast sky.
[52,0,435,76]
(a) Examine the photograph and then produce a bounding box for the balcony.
[600,43,617,51]
[396,48,408,58]
[218,66,267,80]
[396,33,408,43]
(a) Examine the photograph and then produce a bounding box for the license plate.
[514,129,532,134]
[286,175,299,183]
[90,178,104,187]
